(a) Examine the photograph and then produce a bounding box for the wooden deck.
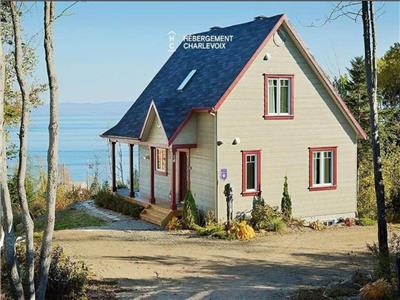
[116,188,182,227]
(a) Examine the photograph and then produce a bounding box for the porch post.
[171,149,177,210]
[111,141,116,192]
[149,146,155,204]
[129,144,135,198]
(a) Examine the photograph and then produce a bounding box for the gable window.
[264,74,294,120]
[309,146,337,191]
[241,150,261,196]
[155,148,167,175]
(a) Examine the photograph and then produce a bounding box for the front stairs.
[140,204,177,227]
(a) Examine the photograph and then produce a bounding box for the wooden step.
[139,204,174,227]
[140,213,163,226]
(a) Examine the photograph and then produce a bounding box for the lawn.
[35,207,106,232]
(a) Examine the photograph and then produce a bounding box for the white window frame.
[312,150,333,187]
[267,78,291,115]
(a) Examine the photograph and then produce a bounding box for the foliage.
[280,176,292,220]
[94,188,143,218]
[34,208,105,232]
[165,216,183,230]
[359,279,393,300]
[367,233,400,282]
[182,189,199,229]
[309,220,325,231]
[250,195,286,232]
[357,217,377,226]
[193,223,224,237]
[233,220,255,240]
[2,243,90,299]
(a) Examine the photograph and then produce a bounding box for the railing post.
[129,144,135,198]
[149,146,155,204]
[111,141,116,192]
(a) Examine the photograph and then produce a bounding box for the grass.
[35,207,106,232]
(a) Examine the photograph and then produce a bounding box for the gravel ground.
[54,211,400,300]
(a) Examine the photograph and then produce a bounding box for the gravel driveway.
[54,217,399,300]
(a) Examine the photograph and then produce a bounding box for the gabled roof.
[102,14,367,143]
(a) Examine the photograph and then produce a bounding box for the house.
[101,14,367,225]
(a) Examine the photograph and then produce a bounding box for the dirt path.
[54,224,399,299]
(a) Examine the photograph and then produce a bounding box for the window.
[155,148,167,175]
[241,150,261,196]
[309,147,337,191]
[264,74,294,119]
[177,69,197,91]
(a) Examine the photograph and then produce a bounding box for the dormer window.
[264,74,294,120]
[177,69,197,91]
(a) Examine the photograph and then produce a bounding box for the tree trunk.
[361,1,390,277]
[37,2,59,299]
[9,2,35,298]
[0,16,25,300]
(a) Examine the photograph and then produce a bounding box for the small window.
[177,69,196,91]
[242,150,261,196]
[264,75,294,119]
[155,148,167,175]
[309,147,337,191]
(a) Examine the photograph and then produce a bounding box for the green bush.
[2,244,89,299]
[281,176,292,220]
[251,195,286,232]
[182,190,199,229]
[357,217,377,226]
[94,189,143,218]
[193,223,224,236]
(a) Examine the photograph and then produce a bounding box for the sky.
[22,1,400,104]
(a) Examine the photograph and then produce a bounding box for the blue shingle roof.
[102,15,284,141]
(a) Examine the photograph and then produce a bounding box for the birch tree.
[361,1,390,276]
[9,2,35,298]
[37,2,59,298]
[0,12,24,299]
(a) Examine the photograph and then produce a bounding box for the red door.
[179,152,188,203]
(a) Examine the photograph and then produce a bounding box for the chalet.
[101,14,367,226]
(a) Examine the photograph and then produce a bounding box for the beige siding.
[173,114,197,144]
[190,113,216,213]
[146,114,168,144]
[216,27,357,220]
[138,145,172,204]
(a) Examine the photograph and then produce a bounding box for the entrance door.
[179,151,188,203]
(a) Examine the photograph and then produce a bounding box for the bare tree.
[361,1,390,276]
[9,2,35,298]
[37,2,59,298]
[0,13,24,299]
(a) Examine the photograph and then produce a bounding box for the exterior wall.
[138,145,172,204]
[216,27,358,221]
[173,114,197,144]
[146,114,168,144]
[189,113,216,213]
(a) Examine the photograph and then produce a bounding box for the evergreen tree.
[281,176,292,220]
[182,189,199,229]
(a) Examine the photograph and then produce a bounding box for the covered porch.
[108,139,196,211]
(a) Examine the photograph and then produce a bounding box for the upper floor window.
[309,146,337,191]
[241,150,261,196]
[264,74,294,120]
[155,148,167,175]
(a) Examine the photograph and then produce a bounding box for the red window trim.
[308,146,337,191]
[263,74,294,120]
[154,148,168,176]
[241,150,261,196]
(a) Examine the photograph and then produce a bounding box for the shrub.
[94,189,143,218]
[359,279,393,300]
[182,190,199,229]
[251,195,286,232]
[2,244,89,299]
[233,220,255,240]
[309,220,325,231]
[194,223,224,237]
[280,176,292,220]
[357,217,377,226]
[165,216,182,230]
